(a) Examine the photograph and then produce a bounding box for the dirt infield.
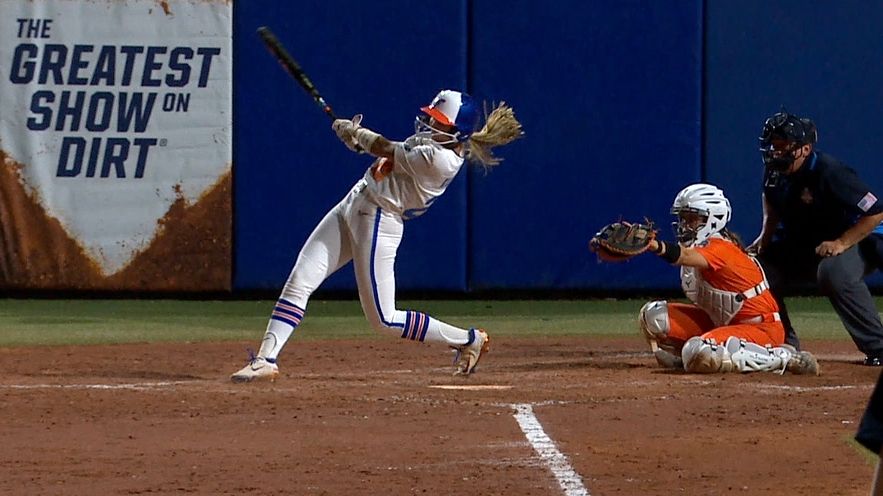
[0,337,877,495]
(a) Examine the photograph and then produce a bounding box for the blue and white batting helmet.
[420,90,479,142]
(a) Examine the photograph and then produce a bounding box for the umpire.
[748,110,883,365]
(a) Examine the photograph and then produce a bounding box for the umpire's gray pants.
[818,245,883,356]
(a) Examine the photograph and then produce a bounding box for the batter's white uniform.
[257,133,472,361]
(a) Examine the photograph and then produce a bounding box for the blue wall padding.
[234,1,469,290]
[704,0,883,286]
[233,1,882,292]
[467,0,702,290]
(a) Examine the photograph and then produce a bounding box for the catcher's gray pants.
[761,234,883,357]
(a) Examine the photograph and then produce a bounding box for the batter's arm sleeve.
[364,134,396,159]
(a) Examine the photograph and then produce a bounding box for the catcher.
[590,183,820,375]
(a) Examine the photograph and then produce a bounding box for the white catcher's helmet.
[671,183,732,246]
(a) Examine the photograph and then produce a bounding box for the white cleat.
[453,329,490,376]
[230,356,279,383]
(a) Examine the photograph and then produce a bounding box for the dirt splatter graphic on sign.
[0,151,104,289]
[108,172,232,291]
[0,150,231,291]
[157,0,172,16]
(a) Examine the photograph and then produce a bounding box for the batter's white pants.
[257,181,472,361]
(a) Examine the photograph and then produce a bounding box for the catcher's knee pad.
[639,300,670,343]
[681,336,735,373]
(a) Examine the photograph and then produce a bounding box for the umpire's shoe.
[231,355,279,383]
[864,355,883,367]
[453,329,490,376]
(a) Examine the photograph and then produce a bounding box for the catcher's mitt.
[589,221,657,262]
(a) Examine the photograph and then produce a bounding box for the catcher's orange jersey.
[692,237,779,321]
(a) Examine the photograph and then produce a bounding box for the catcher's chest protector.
[680,265,770,327]
[680,267,742,327]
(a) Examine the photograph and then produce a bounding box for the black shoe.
[864,356,883,366]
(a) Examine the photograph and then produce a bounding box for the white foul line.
[428,385,513,391]
[0,381,190,390]
[748,383,868,392]
[512,403,589,496]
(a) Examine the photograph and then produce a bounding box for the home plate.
[429,385,513,391]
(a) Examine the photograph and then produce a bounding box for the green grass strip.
[0,296,865,347]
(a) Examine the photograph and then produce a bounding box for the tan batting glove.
[331,114,362,152]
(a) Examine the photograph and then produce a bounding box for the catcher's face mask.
[672,209,705,246]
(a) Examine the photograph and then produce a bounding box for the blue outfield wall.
[233,1,469,291]
[234,1,883,292]
[704,0,883,287]
[468,0,702,290]
[233,0,702,292]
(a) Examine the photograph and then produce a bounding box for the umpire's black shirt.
[764,151,883,250]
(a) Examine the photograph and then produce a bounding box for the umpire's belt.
[734,312,781,325]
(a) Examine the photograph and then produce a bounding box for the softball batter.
[232,90,523,382]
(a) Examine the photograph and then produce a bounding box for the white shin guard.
[726,337,789,374]
[682,336,790,374]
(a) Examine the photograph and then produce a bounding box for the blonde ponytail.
[465,102,524,168]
